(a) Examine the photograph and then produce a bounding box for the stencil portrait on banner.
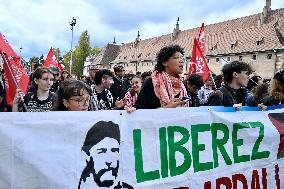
[78,121,134,189]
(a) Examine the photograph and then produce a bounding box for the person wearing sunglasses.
[52,80,91,111]
[12,67,55,112]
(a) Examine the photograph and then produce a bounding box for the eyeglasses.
[69,96,90,105]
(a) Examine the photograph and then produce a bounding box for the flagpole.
[1,52,28,112]
[69,17,76,75]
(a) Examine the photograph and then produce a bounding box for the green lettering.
[133,129,160,183]
[159,127,168,178]
[249,122,270,160]
[168,126,191,177]
[279,148,284,159]
[232,122,250,163]
[211,123,232,168]
[191,124,214,172]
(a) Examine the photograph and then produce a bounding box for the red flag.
[197,23,205,55]
[57,60,64,72]
[0,33,18,57]
[43,48,58,68]
[190,38,210,81]
[0,33,29,106]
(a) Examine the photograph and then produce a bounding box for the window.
[267,54,272,59]
[239,56,243,61]
[252,54,257,60]
[227,57,231,61]
[216,58,219,62]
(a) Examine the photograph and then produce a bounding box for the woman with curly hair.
[263,70,284,106]
[135,45,189,109]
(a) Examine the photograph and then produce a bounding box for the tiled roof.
[108,8,284,64]
[91,44,120,65]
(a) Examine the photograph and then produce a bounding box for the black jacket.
[135,77,161,109]
[110,76,128,101]
[207,85,238,107]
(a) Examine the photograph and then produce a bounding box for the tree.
[28,56,39,68]
[63,51,71,73]
[90,46,102,56]
[72,30,91,76]
[52,48,61,60]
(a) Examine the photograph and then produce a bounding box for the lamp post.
[69,17,76,74]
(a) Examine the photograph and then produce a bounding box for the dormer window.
[230,40,238,49]
[256,37,264,46]
[211,43,218,51]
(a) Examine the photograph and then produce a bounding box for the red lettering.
[262,168,267,189]
[275,164,280,189]
[232,173,248,189]
[216,177,232,189]
[204,181,211,189]
[251,170,261,189]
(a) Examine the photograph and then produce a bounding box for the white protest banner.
[0,108,283,189]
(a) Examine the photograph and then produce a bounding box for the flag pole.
[1,52,28,112]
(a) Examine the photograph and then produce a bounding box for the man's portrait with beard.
[78,121,134,189]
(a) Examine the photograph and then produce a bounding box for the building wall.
[97,51,284,78]
[206,52,284,79]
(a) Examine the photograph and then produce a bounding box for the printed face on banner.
[78,121,134,189]
[89,137,119,186]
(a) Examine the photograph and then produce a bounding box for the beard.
[93,160,119,187]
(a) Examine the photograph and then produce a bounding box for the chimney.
[134,31,140,46]
[176,17,180,32]
[113,37,116,44]
[172,17,181,40]
[260,0,271,24]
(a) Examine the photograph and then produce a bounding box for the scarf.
[151,71,188,107]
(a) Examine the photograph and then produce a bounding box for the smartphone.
[181,96,190,101]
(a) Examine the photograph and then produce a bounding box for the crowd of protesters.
[0,44,283,113]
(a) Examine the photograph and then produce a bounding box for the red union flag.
[57,59,65,72]
[197,23,205,54]
[0,33,29,106]
[190,38,210,81]
[43,48,58,68]
[0,33,18,57]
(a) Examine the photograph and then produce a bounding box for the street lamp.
[69,17,76,74]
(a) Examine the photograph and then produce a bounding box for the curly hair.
[268,79,284,100]
[221,61,252,84]
[155,45,184,72]
[252,83,268,99]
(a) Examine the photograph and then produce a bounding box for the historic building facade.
[85,0,284,79]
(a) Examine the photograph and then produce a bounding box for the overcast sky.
[0,0,283,60]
